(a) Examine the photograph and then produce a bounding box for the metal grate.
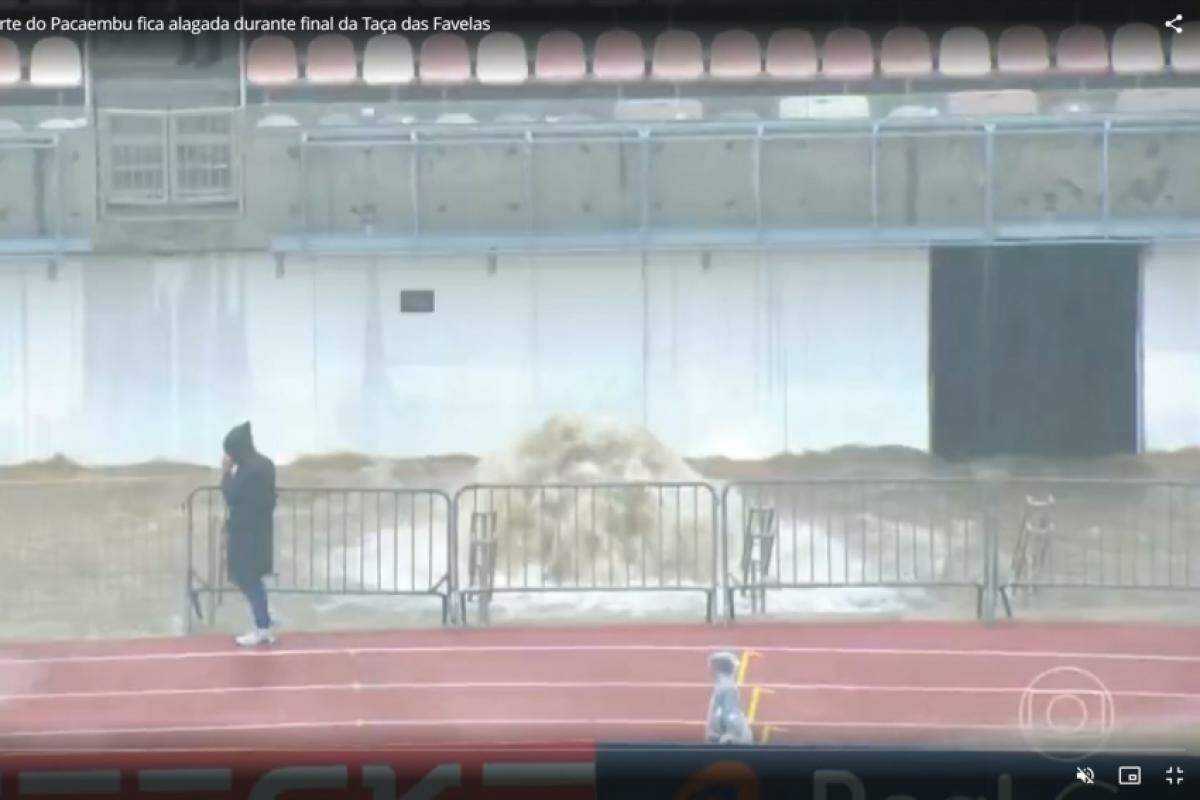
[171,112,236,204]
[103,112,168,205]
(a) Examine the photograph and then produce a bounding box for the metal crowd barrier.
[721,480,996,621]
[184,486,453,631]
[452,483,720,623]
[181,477,1199,631]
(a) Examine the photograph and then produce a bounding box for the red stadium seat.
[477,32,529,84]
[535,30,586,81]
[1111,23,1165,75]
[652,30,704,80]
[822,28,873,79]
[765,28,817,79]
[419,34,472,84]
[997,25,1049,74]
[880,27,932,78]
[593,29,645,80]
[1056,25,1109,74]
[306,34,357,84]
[363,35,415,85]
[709,30,761,79]
[246,36,298,86]
[0,37,18,86]
[939,27,992,77]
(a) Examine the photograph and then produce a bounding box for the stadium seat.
[29,37,82,88]
[1055,25,1109,74]
[363,35,415,85]
[880,27,932,77]
[593,29,645,80]
[534,30,586,81]
[997,25,1050,74]
[306,34,357,84]
[419,34,472,84]
[938,27,992,77]
[822,28,873,79]
[1171,27,1200,73]
[246,35,299,86]
[652,30,704,80]
[477,32,528,84]
[709,30,761,79]
[765,28,818,79]
[0,37,18,86]
[1111,23,1165,75]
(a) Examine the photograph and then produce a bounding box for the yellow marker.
[759,725,785,744]
[746,686,772,724]
[737,650,761,685]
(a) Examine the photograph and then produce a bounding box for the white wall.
[1142,244,1200,450]
[0,248,932,465]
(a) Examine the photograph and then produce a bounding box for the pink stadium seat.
[419,34,472,84]
[306,34,357,84]
[1111,23,1165,75]
[765,29,817,79]
[880,27,932,77]
[938,27,992,77]
[246,35,298,86]
[1055,25,1109,74]
[1171,27,1200,73]
[822,28,873,79]
[476,32,528,84]
[593,29,645,81]
[709,30,761,79]
[535,30,586,80]
[29,37,82,88]
[0,37,18,86]
[652,30,703,80]
[997,25,1049,74]
[363,35,415,85]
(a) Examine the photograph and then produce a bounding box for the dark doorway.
[930,244,1140,460]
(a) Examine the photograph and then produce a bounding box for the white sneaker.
[235,628,276,647]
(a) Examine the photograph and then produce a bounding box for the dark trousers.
[232,570,271,630]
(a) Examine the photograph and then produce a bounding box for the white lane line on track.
[3,643,1200,667]
[6,681,1200,703]
[0,717,1013,741]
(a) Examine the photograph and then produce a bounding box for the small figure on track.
[221,421,278,646]
[705,651,754,745]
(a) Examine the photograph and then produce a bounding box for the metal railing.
[452,483,720,624]
[721,480,995,621]
[184,486,453,631]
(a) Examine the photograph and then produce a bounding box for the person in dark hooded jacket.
[221,421,277,646]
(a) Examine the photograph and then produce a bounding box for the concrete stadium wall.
[0,248,931,465]
[1142,244,1200,451]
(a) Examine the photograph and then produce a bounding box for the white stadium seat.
[419,34,472,84]
[822,28,873,79]
[1056,25,1109,74]
[938,27,992,77]
[246,36,298,86]
[997,25,1049,74]
[363,35,415,85]
[1171,26,1200,73]
[0,37,18,86]
[765,28,817,79]
[306,34,357,84]
[709,30,761,79]
[1111,23,1165,75]
[880,27,932,78]
[593,29,645,81]
[29,37,82,88]
[535,30,586,81]
[477,32,528,84]
[652,30,704,80]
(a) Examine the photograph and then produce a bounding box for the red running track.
[1,621,1199,753]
